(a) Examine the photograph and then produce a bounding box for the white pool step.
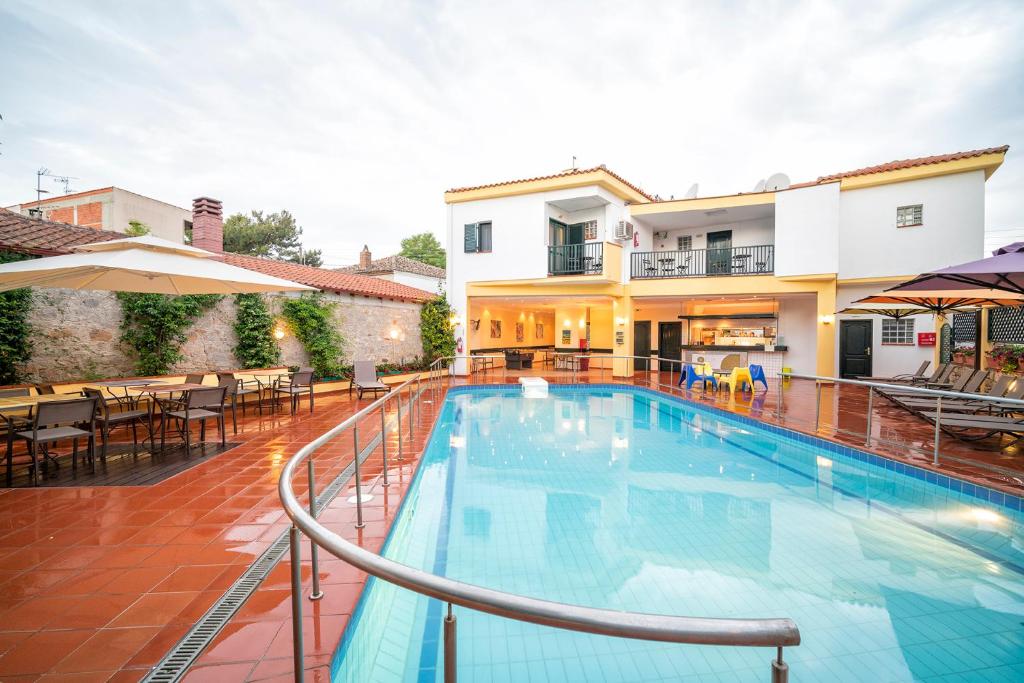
[519,377,548,397]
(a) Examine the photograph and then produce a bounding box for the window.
[896,204,923,228]
[881,318,915,345]
[464,221,492,253]
[583,220,598,241]
[677,235,692,251]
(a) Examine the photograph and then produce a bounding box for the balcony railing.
[548,242,603,276]
[631,245,774,279]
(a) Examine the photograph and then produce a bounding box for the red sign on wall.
[917,332,936,346]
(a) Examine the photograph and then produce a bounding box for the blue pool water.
[332,385,1024,682]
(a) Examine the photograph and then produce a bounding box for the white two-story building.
[444,146,1009,379]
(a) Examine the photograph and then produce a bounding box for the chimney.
[192,197,223,254]
[359,244,372,269]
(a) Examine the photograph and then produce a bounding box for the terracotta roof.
[447,165,653,201]
[222,253,433,302]
[0,208,434,303]
[0,208,123,254]
[816,145,1009,183]
[335,254,445,279]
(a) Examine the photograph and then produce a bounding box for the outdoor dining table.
[88,378,166,407]
[128,383,209,451]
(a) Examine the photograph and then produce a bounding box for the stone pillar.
[192,197,223,255]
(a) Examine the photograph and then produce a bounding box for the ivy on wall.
[280,293,345,378]
[116,293,222,376]
[0,251,34,384]
[420,291,455,362]
[233,293,281,369]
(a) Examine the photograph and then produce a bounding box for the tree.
[420,291,456,361]
[400,232,445,269]
[223,210,323,267]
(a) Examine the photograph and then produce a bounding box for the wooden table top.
[0,394,88,411]
[128,383,208,394]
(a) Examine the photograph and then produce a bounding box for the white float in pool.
[519,376,548,397]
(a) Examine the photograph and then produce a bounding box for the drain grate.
[142,391,423,682]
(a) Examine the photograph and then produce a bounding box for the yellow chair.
[719,366,754,393]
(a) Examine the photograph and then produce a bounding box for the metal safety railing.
[279,356,801,682]
[780,372,1024,466]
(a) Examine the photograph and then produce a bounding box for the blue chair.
[681,363,717,391]
[749,364,769,390]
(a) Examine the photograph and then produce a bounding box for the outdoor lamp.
[819,314,835,325]
[274,326,286,339]
[390,329,399,340]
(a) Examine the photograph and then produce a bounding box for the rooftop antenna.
[35,167,79,202]
[684,183,699,199]
[752,178,766,192]
[764,173,790,191]
[572,155,577,170]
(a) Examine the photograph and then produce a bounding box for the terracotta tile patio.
[0,370,1020,681]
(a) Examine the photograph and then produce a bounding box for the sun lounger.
[349,360,391,399]
[878,368,979,400]
[858,360,931,383]
[917,413,1024,443]
[895,374,1012,412]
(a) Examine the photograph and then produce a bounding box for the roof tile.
[816,145,1009,182]
[0,208,433,303]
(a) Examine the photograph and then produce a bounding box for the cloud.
[1,0,1021,266]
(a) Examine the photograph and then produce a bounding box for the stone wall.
[22,289,424,382]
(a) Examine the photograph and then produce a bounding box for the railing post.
[933,397,942,466]
[288,526,304,683]
[864,387,873,448]
[353,423,365,529]
[396,389,404,461]
[777,373,784,419]
[771,647,788,683]
[444,602,457,683]
[814,381,822,432]
[380,400,390,488]
[306,460,323,600]
[408,387,415,441]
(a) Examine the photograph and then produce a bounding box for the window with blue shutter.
[464,221,492,253]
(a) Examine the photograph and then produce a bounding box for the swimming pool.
[332,385,1024,682]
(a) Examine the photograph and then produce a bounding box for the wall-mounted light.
[819,314,835,325]
[615,316,627,326]
[389,328,400,340]
[578,317,586,328]
[564,318,571,327]
[273,326,286,340]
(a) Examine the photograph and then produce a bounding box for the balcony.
[631,245,774,279]
[548,242,604,276]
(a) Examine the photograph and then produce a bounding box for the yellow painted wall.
[468,302,555,350]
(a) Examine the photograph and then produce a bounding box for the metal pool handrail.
[279,361,801,683]
[779,371,1024,465]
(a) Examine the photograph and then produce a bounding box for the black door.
[658,322,682,371]
[549,220,585,274]
[633,321,652,371]
[707,230,733,275]
[839,320,872,378]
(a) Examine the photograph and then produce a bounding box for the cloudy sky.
[1,0,1022,266]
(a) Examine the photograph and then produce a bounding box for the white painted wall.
[774,183,840,277]
[376,271,444,294]
[110,188,188,242]
[647,216,775,252]
[776,296,818,375]
[835,283,934,378]
[837,170,986,279]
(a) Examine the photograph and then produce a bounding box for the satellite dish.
[752,179,766,192]
[765,173,790,191]
[684,183,698,199]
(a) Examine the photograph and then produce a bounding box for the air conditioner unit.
[614,221,633,240]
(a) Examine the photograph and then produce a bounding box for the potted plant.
[987,344,1024,374]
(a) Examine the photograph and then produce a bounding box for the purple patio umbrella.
[886,242,1024,296]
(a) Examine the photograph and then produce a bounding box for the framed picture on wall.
[535,323,544,339]
[515,322,525,342]
[490,320,502,339]
[561,329,571,345]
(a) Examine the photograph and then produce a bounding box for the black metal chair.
[83,388,151,461]
[273,370,314,414]
[160,386,228,451]
[13,396,97,486]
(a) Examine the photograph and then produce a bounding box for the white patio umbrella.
[0,235,316,294]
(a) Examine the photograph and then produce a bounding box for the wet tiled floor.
[0,371,1021,681]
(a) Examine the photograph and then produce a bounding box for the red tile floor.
[0,370,1020,681]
